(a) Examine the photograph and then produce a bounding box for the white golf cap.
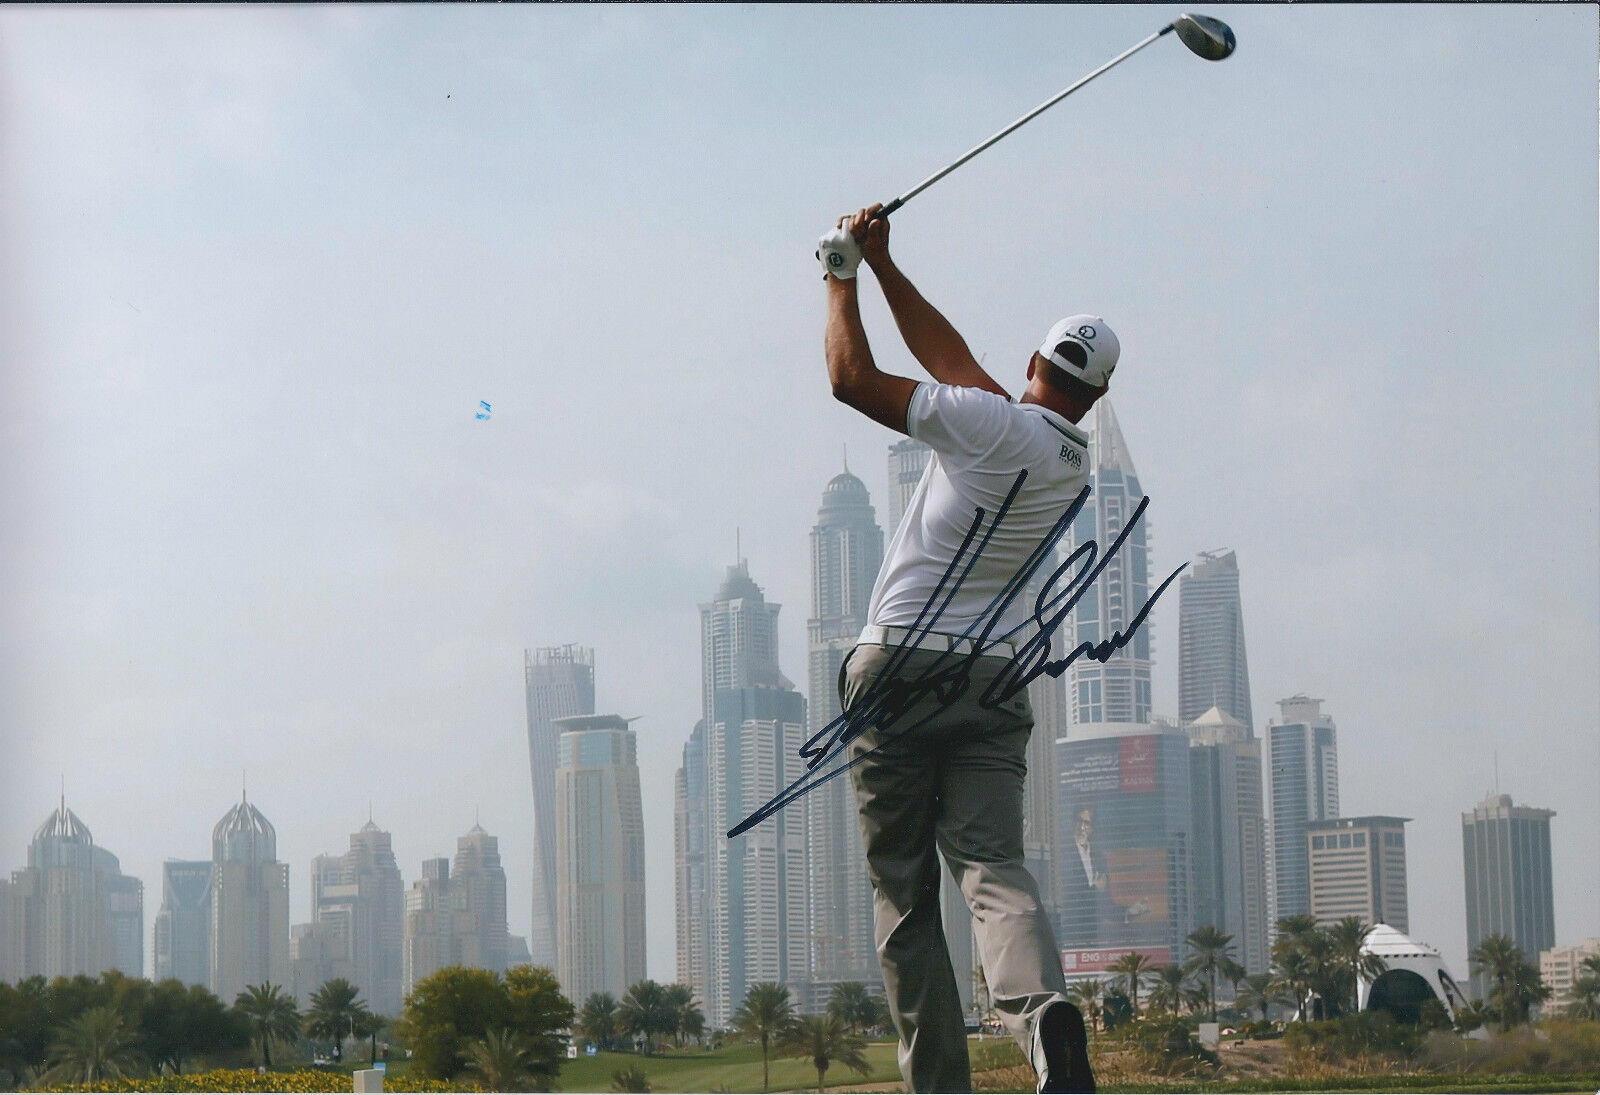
[1040,315,1119,388]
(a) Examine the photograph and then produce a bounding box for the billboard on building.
[1057,733,1181,953]
[1060,944,1171,975]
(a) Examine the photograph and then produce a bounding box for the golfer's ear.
[834,371,920,436]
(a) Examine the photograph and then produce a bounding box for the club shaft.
[880,25,1174,218]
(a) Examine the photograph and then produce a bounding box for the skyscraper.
[2,800,143,981]
[555,714,646,1004]
[452,823,510,974]
[804,468,883,1000]
[693,561,808,1027]
[294,821,404,1014]
[1187,707,1269,972]
[1178,550,1253,729]
[885,437,932,531]
[1307,816,1409,932]
[402,857,455,996]
[1461,793,1556,998]
[153,860,212,986]
[525,645,596,970]
[1265,695,1339,932]
[1055,723,1193,975]
[1066,400,1153,727]
[674,720,710,1013]
[708,684,808,1028]
[209,794,290,1003]
[401,824,511,996]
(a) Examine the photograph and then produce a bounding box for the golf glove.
[816,227,862,280]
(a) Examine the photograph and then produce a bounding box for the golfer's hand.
[817,227,862,280]
[844,205,892,270]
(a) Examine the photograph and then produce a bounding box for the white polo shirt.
[865,381,1091,641]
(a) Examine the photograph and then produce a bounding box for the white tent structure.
[1358,923,1471,1022]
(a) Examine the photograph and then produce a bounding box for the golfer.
[818,205,1112,1093]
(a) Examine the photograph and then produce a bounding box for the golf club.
[873,13,1235,220]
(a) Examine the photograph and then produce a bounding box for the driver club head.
[1171,13,1236,61]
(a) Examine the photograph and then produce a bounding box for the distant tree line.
[0,971,249,1086]
[1078,919,1598,1038]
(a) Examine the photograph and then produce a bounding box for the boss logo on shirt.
[1059,444,1082,468]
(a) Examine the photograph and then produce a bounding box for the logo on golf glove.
[816,227,861,280]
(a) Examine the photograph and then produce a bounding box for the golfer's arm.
[870,258,1010,399]
[827,277,919,434]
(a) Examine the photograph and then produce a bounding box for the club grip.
[874,198,903,221]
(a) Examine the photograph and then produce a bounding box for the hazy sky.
[2,4,1595,991]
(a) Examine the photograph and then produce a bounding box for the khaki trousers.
[842,642,1070,1093]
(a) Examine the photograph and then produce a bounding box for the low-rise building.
[1540,938,1600,1015]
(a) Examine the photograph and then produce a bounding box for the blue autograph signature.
[726,468,1186,839]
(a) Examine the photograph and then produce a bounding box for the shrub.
[25,1066,479,1091]
[1283,1010,1423,1065]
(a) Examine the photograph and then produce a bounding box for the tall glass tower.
[209,793,290,1002]
[1188,707,1268,972]
[1066,400,1153,728]
[885,437,932,531]
[1056,724,1193,973]
[1265,695,1339,933]
[525,645,596,969]
[1178,550,1254,729]
[1461,793,1556,997]
[805,467,884,1001]
[154,860,212,986]
[674,720,710,1011]
[6,801,143,981]
[693,561,807,1027]
[555,714,646,1004]
[308,820,405,1015]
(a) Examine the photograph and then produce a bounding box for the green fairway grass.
[552,1038,904,1092]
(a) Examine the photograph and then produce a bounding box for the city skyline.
[2,4,1595,993]
[2,441,1593,998]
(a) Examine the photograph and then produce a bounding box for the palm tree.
[1488,955,1548,1029]
[465,1028,537,1091]
[1470,934,1532,1031]
[1236,973,1282,1024]
[304,978,368,1063]
[579,992,621,1051]
[1184,926,1237,1022]
[662,983,705,1048]
[1273,945,1316,1022]
[731,981,797,1091]
[233,982,301,1070]
[351,1010,388,1066]
[1324,918,1387,1016]
[40,1005,143,1084]
[1272,916,1332,1021]
[1067,979,1105,1033]
[1567,971,1600,1021]
[826,982,877,1035]
[1147,964,1192,1016]
[1108,951,1154,1017]
[1570,955,1600,1017]
[1220,957,1248,1017]
[618,981,675,1056]
[780,1014,870,1094]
